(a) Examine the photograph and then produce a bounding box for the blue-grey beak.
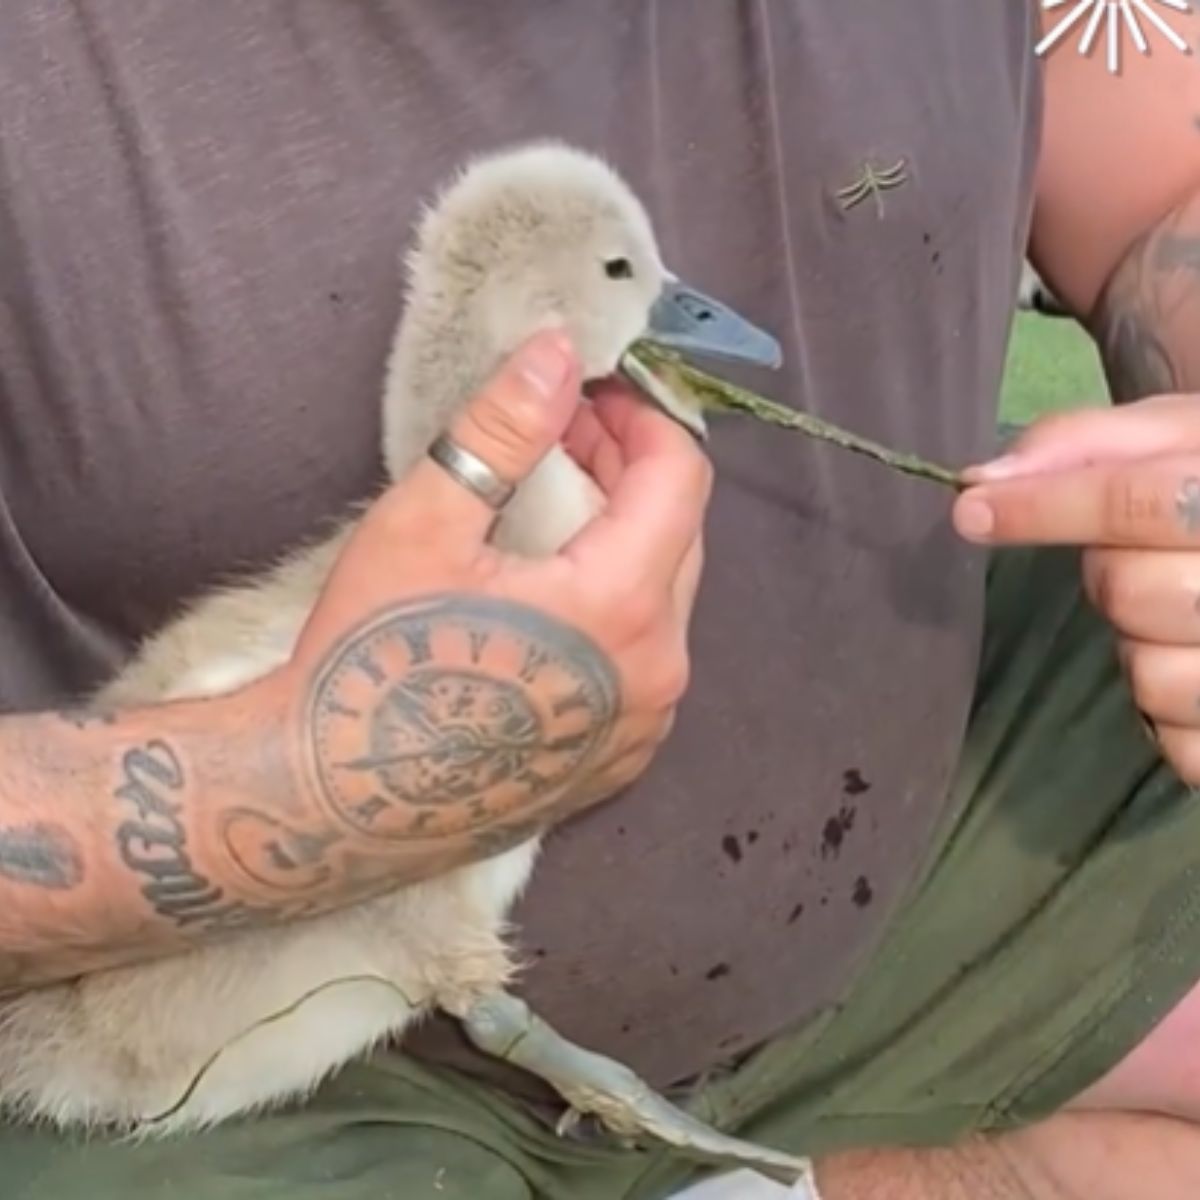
[642,277,782,370]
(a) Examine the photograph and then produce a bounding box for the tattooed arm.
[0,676,306,991]
[0,333,709,992]
[0,595,617,993]
[1086,192,1200,403]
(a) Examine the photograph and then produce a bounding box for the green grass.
[999,312,1109,423]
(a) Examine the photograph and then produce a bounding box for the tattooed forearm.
[1090,190,1200,402]
[111,594,619,933]
[0,591,621,982]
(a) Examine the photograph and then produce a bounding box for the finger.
[963,395,1200,483]
[563,404,624,493]
[391,329,582,547]
[567,379,664,491]
[1120,638,1200,727]
[953,455,1200,548]
[1149,722,1200,787]
[588,379,676,447]
[672,532,705,625]
[1083,548,1200,645]
[586,375,651,427]
[563,393,714,596]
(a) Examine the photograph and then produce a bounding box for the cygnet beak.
[641,276,782,369]
[619,274,783,441]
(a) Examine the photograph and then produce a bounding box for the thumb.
[962,394,1200,483]
[388,327,582,548]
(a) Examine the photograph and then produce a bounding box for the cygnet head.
[383,140,780,474]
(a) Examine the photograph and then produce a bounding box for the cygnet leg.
[459,991,813,1187]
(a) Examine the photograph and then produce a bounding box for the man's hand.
[1016,11,1200,790]
[281,326,712,857]
[952,395,1200,783]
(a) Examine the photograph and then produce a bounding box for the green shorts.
[5,542,1198,1200]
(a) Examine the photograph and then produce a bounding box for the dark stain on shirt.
[820,805,857,860]
[852,876,875,908]
[843,769,871,795]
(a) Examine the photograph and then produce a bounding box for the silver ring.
[427,433,516,511]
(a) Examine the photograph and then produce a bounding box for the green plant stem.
[629,343,965,491]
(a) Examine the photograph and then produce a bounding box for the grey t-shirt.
[0,2,1041,1095]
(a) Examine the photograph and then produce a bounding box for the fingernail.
[956,497,995,540]
[518,330,572,398]
[964,454,1025,482]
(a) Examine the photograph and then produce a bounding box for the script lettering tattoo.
[305,595,620,845]
[0,822,83,889]
[113,739,265,931]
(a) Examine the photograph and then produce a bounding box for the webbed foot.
[460,991,813,1187]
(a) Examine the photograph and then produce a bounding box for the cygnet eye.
[604,257,634,280]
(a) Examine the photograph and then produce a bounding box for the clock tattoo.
[305,596,620,842]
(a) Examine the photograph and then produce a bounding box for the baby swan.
[0,141,806,1184]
